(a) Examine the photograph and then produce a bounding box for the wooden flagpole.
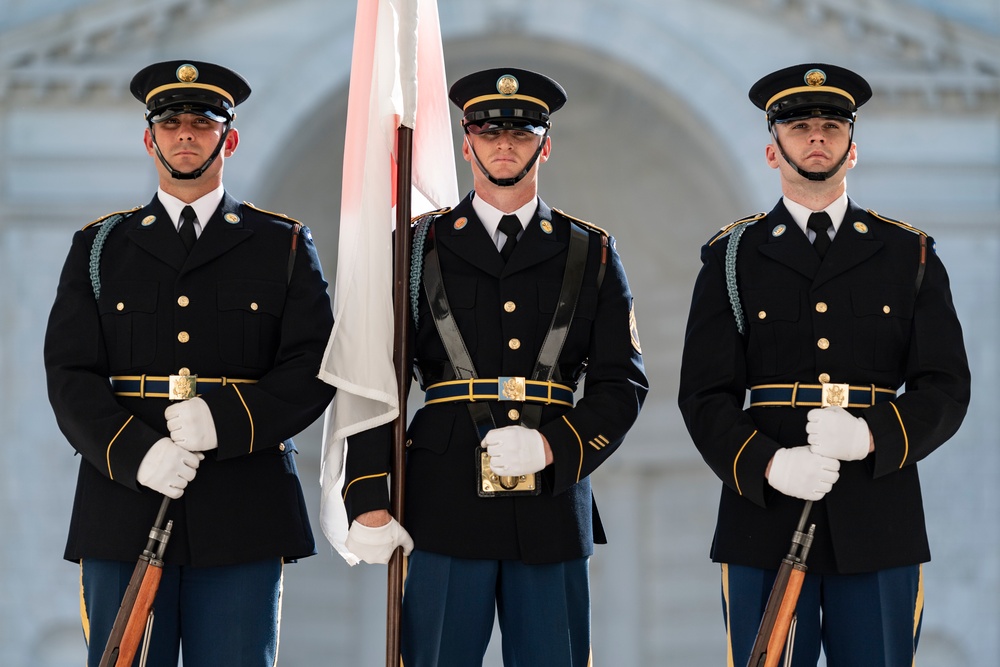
[386,124,414,667]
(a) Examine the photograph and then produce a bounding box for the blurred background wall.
[1,0,997,664]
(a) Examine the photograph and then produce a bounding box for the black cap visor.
[147,90,234,124]
[769,92,856,124]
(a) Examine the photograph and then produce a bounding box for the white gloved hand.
[165,397,218,452]
[767,446,841,501]
[345,518,414,565]
[482,425,546,476]
[136,437,204,499]
[806,406,871,461]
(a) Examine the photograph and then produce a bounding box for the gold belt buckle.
[821,382,850,407]
[168,369,198,401]
[498,376,526,402]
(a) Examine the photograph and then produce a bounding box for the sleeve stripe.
[889,402,909,467]
[106,415,134,480]
[733,430,758,496]
[342,473,389,501]
[561,415,585,483]
[232,385,255,453]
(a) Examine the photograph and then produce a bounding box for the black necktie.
[178,205,198,252]
[498,215,521,262]
[807,211,832,259]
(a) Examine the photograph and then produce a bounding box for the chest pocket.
[744,288,801,376]
[851,287,913,372]
[98,281,158,370]
[218,280,285,369]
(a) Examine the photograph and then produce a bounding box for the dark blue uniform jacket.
[45,193,335,567]
[678,198,970,574]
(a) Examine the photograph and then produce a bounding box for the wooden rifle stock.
[747,501,815,667]
[99,497,173,667]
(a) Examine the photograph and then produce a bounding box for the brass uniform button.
[278,443,286,452]
[758,311,767,320]
[405,438,413,448]
[508,409,520,421]
[818,373,831,384]
[817,338,830,350]
[178,367,191,376]
[178,331,190,343]
[816,302,828,313]
[883,305,891,314]
[178,296,190,307]
[504,301,516,313]
[251,302,259,311]
[508,338,521,350]
[116,302,125,311]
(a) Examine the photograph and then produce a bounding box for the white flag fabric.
[318,0,458,564]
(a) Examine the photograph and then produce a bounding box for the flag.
[318,0,458,564]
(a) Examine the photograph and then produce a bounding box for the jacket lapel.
[757,200,820,280]
[503,198,565,276]
[125,196,188,271]
[434,195,505,277]
[812,199,883,287]
[183,193,253,272]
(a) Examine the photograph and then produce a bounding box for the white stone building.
[1,0,997,665]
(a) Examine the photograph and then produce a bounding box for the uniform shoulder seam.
[411,207,452,226]
[242,201,302,225]
[709,212,767,246]
[867,209,927,237]
[552,208,608,236]
[81,206,142,231]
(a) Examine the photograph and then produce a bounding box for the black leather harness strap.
[519,222,589,429]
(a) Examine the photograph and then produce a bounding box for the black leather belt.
[749,383,895,408]
[111,374,257,400]
[424,378,574,407]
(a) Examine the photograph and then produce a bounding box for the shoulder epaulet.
[867,209,927,237]
[552,208,609,236]
[709,212,767,246]
[411,207,452,225]
[242,201,302,226]
[82,206,142,231]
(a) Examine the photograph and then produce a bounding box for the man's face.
[462,124,550,183]
[767,116,856,178]
[144,112,237,178]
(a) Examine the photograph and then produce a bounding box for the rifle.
[746,501,816,667]
[99,496,173,667]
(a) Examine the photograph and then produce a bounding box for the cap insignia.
[772,224,787,237]
[176,64,199,84]
[453,217,468,230]
[496,75,519,96]
[804,69,826,87]
[853,221,869,234]
[141,215,156,227]
[540,220,553,234]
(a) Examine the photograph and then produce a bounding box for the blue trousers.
[80,558,283,667]
[722,563,923,667]
[401,550,592,667]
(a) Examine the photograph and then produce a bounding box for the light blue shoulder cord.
[409,215,434,328]
[725,221,755,335]
[88,214,123,300]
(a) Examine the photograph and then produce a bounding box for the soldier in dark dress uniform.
[44,60,335,666]
[678,64,971,666]
[340,68,648,666]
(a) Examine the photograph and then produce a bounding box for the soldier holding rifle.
[678,63,970,666]
[44,60,334,666]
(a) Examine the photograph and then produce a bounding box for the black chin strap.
[465,129,549,187]
[770,122,854,182]
[150,123,231,180]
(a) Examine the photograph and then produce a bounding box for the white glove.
[165,397,218,452]
[345,518,414,565]
[136,437,204,499]
[767,446,841,501]
[482,425,546,477]
[806,406,871,461]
